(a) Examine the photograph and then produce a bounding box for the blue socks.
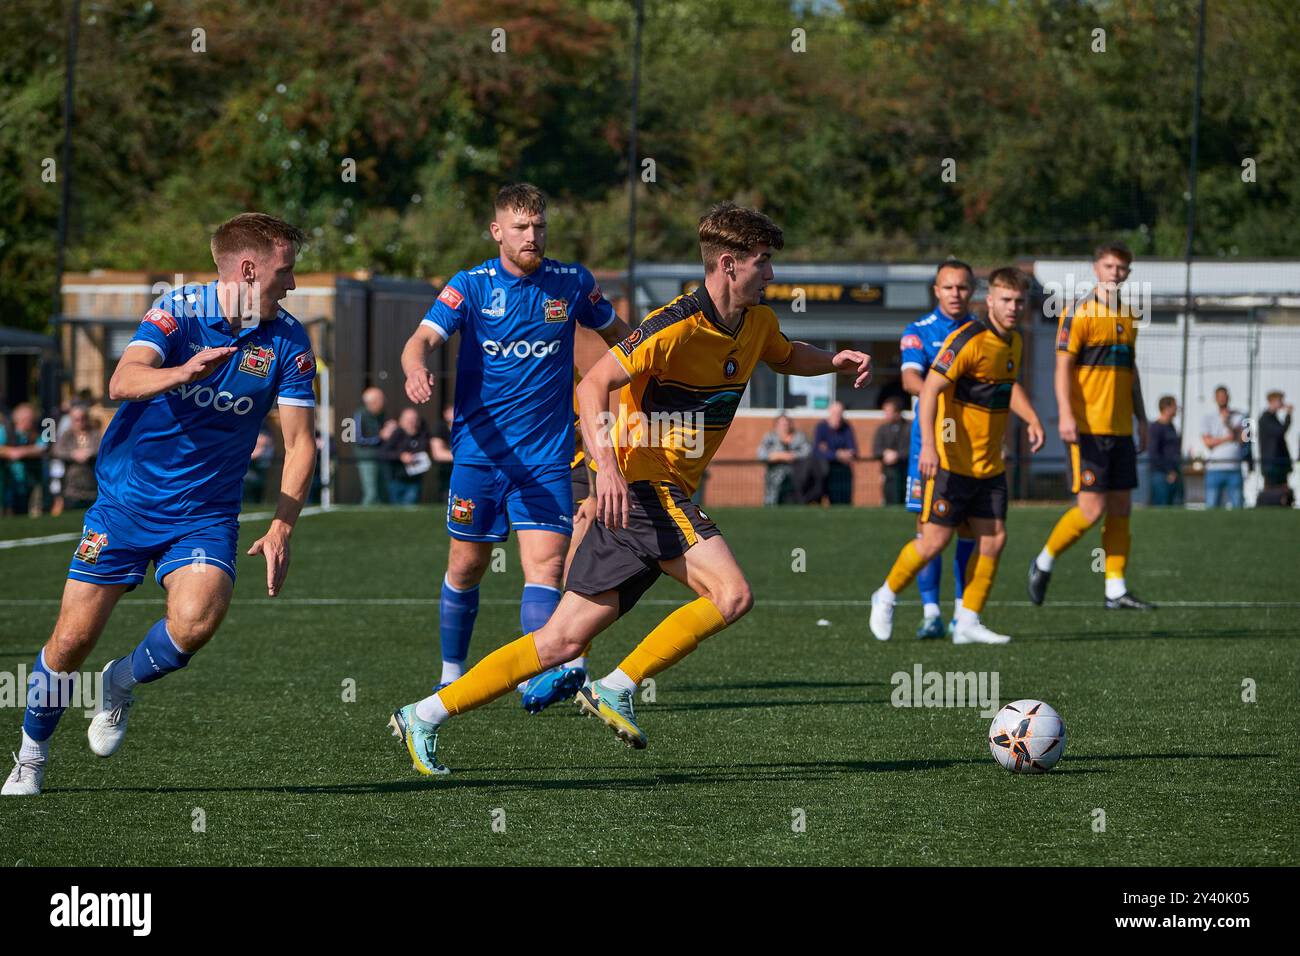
[520,583,561,634]
[954,537,976,601]
[22,650,77,743]
[130,619,193,684]
[439,578,480,678]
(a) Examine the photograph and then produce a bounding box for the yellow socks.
[885,541,931,594]
[1102,513,1130,581]
[618,597,727,685]
[439,633,542,716]
[960,555,1000,615]
[1044,506,1097,560]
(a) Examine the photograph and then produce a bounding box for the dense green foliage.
[2,0,1297,331]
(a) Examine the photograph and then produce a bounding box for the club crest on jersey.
[143,308,179,336]
[75,529,107,565]
[239,344,275,378]
[723,356,739,379]
[543,298,569,323]
[449,496,476,524]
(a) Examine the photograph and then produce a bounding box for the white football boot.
[88,659,135,758]
[869,588,895,641]
[2,753,44,797]
[951,618,1011,645]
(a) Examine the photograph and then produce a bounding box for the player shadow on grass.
[674,679,890,692]
[1044,629,1299,642]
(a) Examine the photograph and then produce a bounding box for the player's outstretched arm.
[400,324,445,404]
[916,370,947,479]
[577,351,633,530]
[771,341,872,389]
[247,404,317,598]
[1010,382,1046,453]
[108,344,237,402]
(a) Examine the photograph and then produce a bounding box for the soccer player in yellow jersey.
[1028,242,1154,610]
[388,202,871,772]
[870,268,1045,645]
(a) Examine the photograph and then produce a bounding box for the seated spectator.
[1148,395,1183,507]
[757,413,811,505]
[52,404,102,512]
[872,396,910,505]
[0,403,49,516]
[1258,390,1294,507]
[385,407,435,505]
[813,400,857,505]
[243,425,276,504]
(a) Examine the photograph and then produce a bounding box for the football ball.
[988,699,1066,773]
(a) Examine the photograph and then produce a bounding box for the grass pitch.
[0,505,1296,866]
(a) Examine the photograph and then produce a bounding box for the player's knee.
[985,530,1008,555]
[523,552,565,589]
[712,580,753,623]
[446,553,489,588]
[166,603,223,650]
[534,622,587,666]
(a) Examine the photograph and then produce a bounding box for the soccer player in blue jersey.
[894,261,980,641]
[3,213,318,797]
[399,184,632,713]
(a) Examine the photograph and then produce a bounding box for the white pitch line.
[0,506,328,551]
[1,597,1298,609]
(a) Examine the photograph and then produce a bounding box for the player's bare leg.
[871,521,954,641]
[3,581,126,796]
[392,590,619,774]
[950,517,1011,644]
[89,564,234,759]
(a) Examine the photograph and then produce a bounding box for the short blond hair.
[211,213,304,265]
[987,266,1030,293]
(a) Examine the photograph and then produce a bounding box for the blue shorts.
[68,500,239,589]
[906,450,926,514]
[445,462,572,542]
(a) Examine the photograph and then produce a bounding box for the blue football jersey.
[96,281,317,521]
[420,257,615,466]
[900,307,974,459]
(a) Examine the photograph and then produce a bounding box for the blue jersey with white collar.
[421,256,615,467]
[96,281,316,521]
[900,307,975,461]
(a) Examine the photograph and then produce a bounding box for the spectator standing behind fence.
[386,407,436,505]
[354,387,392,506]
[1258,390,1293,505]
[431,402,454,504]
[872,396,910,505]
[813,400,857,504]
[52,404,101,512]
[0,403,49,516]
[757,413,811,505]
[1201,385,1245,509]
[1147,395,1183,506]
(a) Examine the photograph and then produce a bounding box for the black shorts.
[921,469,1008,526]
[1071,434,1138,494]
[571,456,592,507]
[565,480,720,616]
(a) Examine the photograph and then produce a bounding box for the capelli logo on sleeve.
[49,886,152,936]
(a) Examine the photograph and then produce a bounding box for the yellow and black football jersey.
[930,319,1023,479]
[610,285,794,495]
[1056,296,1138,436]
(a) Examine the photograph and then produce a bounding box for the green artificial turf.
[1,505,1296,865]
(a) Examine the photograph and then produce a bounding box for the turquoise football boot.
[388,704,450,776]
[574,679,647,749]
[916,616,946,640]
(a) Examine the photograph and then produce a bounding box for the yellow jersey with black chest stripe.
[930,320,1022,479]
[609,286,794,495]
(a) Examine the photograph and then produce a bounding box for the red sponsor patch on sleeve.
[900,333,923,351]
[295,351,315,374]
[588,284,604,306]
[143,308,178,336]
[437,285,464,310]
